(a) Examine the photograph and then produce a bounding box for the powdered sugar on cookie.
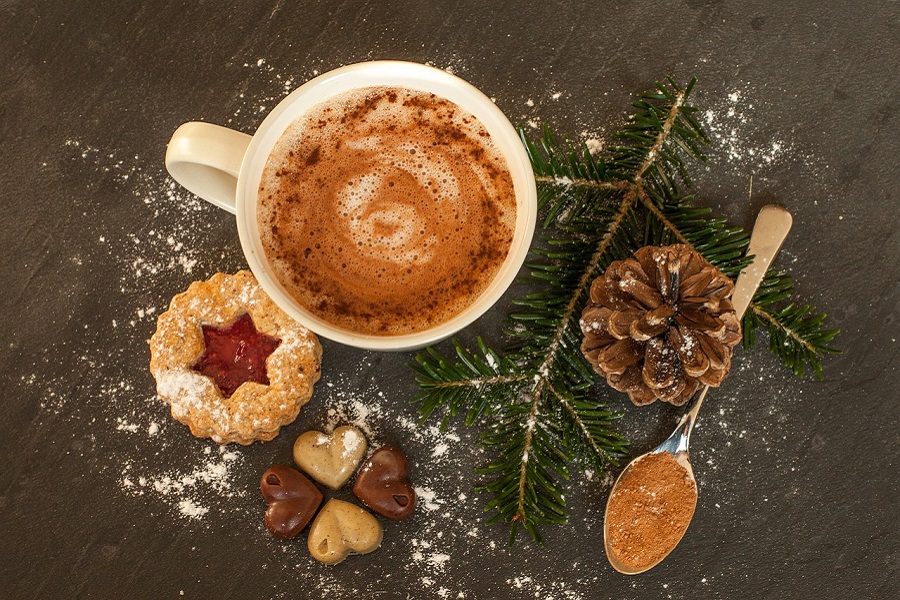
[150,271,322,444]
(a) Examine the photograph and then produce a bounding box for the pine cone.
[580,244,742,406]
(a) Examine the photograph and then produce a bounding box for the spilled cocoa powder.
[605,451,698,572]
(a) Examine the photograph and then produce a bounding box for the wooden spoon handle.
[731,205,794,320]
[681,205,793,432]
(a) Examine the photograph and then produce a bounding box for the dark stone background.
[1,1,897,598]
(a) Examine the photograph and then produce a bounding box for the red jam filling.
[192,313,281,398]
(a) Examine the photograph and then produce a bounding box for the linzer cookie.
[149,270,322,444]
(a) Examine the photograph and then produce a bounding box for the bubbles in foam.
[258,86,516,336]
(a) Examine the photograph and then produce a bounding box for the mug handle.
[165,122,252,214]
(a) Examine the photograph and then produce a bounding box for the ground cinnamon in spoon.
[605,451,698,572]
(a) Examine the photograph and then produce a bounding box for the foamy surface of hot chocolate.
[258,86,516,336]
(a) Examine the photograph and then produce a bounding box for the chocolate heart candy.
[293,426,367,489]
[260,465,323,539]
[352,446,416,520]
[307,499,383,565]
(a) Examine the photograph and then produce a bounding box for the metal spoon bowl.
[604,204,794,575]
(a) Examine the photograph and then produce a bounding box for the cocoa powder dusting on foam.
[257,86,516,336]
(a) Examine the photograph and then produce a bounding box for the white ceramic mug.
[165,61,537,350]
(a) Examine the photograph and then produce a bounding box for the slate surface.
[1,1,897,598]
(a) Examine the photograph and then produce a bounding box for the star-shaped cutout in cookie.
[192,312,281,397]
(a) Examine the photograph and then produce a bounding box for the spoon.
[603,204,794,574]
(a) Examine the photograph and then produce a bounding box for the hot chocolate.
[257,86,517,336]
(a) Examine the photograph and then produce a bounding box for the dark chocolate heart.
[352,446,416,520]
[260,465,323,539]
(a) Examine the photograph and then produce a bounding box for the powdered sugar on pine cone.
[580,244,742,406]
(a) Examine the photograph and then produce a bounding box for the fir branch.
[408,76,839,545]
[743,271,841,377]
[521,126,626,226]
[409,339,528,428]
[546,380,629,470]
[643,197,752,278]
[478,381,571,546]
[528,193,637,371]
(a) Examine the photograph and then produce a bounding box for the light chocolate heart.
[352,446,416,520]
[293,426,367,490]
[307,499,383,565]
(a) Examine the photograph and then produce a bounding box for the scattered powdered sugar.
[340,427,363,457]
[115,417,140,433]
[61,140,218,339]
[156,369,215,419]
[49,91,259,529]
[697,83,825,180]
[323,390,381,443]
[431,442,449,457]
[413,486,443,512]
[583,137,604,155]
[120,445,246,521]
[178,499,210,519]
[702,89,792,166]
